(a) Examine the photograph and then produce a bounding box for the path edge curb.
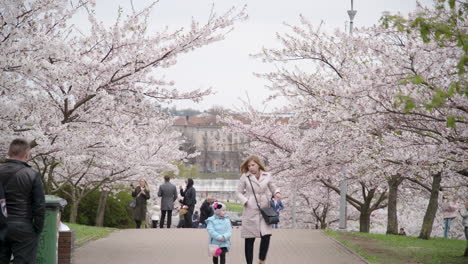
[320,230,371,264]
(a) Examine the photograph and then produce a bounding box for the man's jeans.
[0,221,39,264]
[443,217,454,239]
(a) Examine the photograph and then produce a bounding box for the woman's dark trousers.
[244,235,271,264]
[183,206,194,228]
[212,247,227,264]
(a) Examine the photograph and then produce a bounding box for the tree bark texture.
[359,209,371,233]
[386,174,404,235]
[69,199,79,223]
[320,180,387,233]
[95,190,109,227]
[418,172,442,240]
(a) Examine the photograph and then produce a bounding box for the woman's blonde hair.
[240,155,266,174]
[139,178,149,189]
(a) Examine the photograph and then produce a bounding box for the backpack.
[0,183,7,228]
[0,193,5,242]
[0,174,13,230]
[0,167,23,229]
[0,176,10,244]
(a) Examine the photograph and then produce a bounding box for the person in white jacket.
[459,200,468,257]
[461,201,468,237]
[442,196,458,239]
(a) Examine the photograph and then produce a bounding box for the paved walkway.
[73,228,367,264]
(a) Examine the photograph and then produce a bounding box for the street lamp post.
[347,0,357,35]
[339,0,357,231]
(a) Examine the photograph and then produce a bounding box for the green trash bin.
[36,195,67,264]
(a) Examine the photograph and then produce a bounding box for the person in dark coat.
[270,196,284,229]
[0,139,45,264]
[131,179,150,228]
[179,178,196,228]
[192,210,200,228]
[199,197,216,228]
[157,175,178,228]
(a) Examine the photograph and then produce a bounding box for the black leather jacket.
[180,186,196,208]
[199,199,214,225]
[0,159,45,233]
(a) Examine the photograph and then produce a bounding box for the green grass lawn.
[225,202,243,213]
[65,223,117,247]
[325,230,467,264]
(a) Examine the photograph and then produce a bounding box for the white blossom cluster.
[0,0,246,222]
[222,3,467,238]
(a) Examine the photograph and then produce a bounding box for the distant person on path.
[200,197,216,228]
[270,196,284,229]
[459,200,468,256]
[236,155,281,264]
[176,206,185,228]
[398,228,406,236]
[131,179,150,228]
[0,139,45,264]
[442,195,458,239]
[179,178,197,228]
[150,204,160,228]
[158,175,177,228]
[193,210,200,228]
[206,202,232,264]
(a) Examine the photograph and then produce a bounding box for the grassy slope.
[197,172,239,179]
[325,230,467,264]
[225,202,243,213]
[65,223,117,247]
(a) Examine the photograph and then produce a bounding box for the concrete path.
[73,228,367,264]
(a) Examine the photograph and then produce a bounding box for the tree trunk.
[320,221,327,229]
[35,157,57,195]
[418,172,442,240]
[359,209,371,233]
[359,185,375,233]
[95,190,109,227]
[44,161,58,194]
[320,180,387,234]
[386,174,403,235]
[69,199,80,223]
[320,202,329,229]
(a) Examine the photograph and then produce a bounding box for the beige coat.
[236,171,280,238]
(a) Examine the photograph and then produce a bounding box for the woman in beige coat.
[237,155,281,264]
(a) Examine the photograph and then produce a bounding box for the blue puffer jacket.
[206,215,232,249]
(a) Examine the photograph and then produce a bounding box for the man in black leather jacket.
[0,139,45,264]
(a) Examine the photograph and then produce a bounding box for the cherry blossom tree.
[1,0,246,153]
[1,0,246,222]
[222,1,466,237]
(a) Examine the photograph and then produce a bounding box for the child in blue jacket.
[206,202,232,264]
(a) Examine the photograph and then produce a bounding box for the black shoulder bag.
[247,176,279,225]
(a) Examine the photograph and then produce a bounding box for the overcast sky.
[89,0,434,112]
